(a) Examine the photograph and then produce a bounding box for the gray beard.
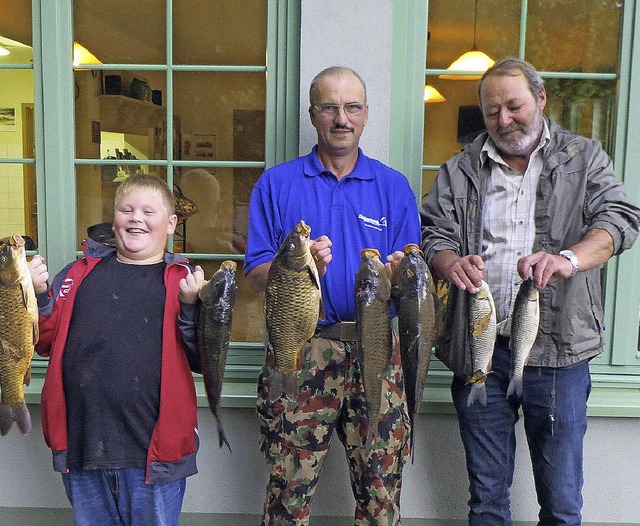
[491,109,544,157]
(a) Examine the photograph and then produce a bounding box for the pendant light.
[424,85,446,103]
[440,0,494,80]
[0,46,10,57]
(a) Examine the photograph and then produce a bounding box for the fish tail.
[283,372,298,402]
[0,401,31,436]
[267,370,284,402]
[466,383,487,407]
[214,414,232,452]
[506,376,523,399]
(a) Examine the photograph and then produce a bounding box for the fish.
[467,280,496,407]
[391,243,437,450]
[507,278,539,398]
[0,234,38,435]
[355,248,393,449]
[265,220,323,401]
[197,260,238,451]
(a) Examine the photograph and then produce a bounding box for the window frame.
[22,0,301,407]
[390,0,640,416]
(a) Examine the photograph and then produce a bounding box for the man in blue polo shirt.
[245,66,420,526]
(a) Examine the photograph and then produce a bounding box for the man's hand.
[431,251,484,293]
[310,235,332,276]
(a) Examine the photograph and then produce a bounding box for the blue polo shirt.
[244,146,420,325]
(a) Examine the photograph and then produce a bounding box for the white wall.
[298,0,393,163]
[3,406,638,523]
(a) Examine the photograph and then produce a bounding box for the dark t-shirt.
[63,254,166,469]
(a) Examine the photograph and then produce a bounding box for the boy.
[29,174,204,525]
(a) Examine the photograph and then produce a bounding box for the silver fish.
[467,280,496,406]
[507,278,539,398]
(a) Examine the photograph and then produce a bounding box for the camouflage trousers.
[256,335,410,526]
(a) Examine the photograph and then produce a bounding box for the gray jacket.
[421,119,640,380]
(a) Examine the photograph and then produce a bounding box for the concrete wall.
[3,406,639,523]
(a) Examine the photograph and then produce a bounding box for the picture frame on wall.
[0,107,16,132]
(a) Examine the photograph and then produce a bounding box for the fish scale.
[392,243,437,452]
[0,234,38,436]
[197,260,237,451]
[507,278,539,398]
[265,220,322,401]
[467,280,496,406]
[355,248,392,449]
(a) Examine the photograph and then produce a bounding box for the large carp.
[467,280,496,406]
[265,220,322,401]
[392,243,437,448]
[507,278,539,398]
[197,260,237,451]
[0,234,38,435]
[355,248,392,449]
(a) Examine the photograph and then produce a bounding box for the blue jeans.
[62,467,186,526]
[451,342,591,526]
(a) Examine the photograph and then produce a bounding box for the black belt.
[315,322,357,342]
[496,334,510,348]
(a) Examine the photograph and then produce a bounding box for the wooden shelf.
[99,94,165,135]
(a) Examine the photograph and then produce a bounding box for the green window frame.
[390,0,640,416]
[14,0,301,407]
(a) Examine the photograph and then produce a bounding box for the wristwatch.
[559,250,579,277]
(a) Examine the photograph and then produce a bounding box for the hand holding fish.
[385,250,405,284]
[179,265,205,303]
[28,255,49,294]
[310,235,332,276]
[431,251,484,294]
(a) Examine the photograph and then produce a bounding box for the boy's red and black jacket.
[36,238,199,484]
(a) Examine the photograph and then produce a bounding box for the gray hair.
[309,66,367,106]
[478,57,545,104]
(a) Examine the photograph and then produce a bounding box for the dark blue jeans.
[62,467,186,526]
[451,342,591,526]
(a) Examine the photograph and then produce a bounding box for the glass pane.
[189,258,264,344]
[526,0,622,72]
[74,0,166,64]
[545,79,617,154]
[174,167,248,255]
[0,0,36,245]
[75,69,167,161]
[173,0,267,65]
[426,0,520,70]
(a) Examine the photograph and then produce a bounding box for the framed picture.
[0,107,16,131]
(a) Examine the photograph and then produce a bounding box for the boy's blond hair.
[115,174,175,216]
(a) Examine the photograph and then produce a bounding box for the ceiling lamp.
[439,0,494,80]
[424,85,446,103]
[0,46,10,56]
[73,42,102,68]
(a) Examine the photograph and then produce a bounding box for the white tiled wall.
[0,150,25,239]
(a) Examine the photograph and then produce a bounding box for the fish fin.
[466,383,487,407]
[267,369,284,402]
[0,402,30,436]
[283,372,298,403]
[0,404,13,435]
[318,298,326,321]
[33,320,39,345]
[214,414,232,452]
[24,363,32,387]
[506,377,523,399]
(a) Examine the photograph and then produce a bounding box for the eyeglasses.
[313,103,366,117]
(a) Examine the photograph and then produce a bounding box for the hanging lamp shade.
[0,46,10,57]
[73,42,102,68]
[424,85,446,103]
[439,0,494,80]
[439,49,495,80]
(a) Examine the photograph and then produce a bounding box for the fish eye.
[288,243,295,251]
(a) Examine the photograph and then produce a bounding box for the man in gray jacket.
[421,57,640,525]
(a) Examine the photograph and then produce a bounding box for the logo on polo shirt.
[358,214,387,231]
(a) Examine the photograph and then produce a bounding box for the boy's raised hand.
[28,255,49,294]
[179,265,205,303]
